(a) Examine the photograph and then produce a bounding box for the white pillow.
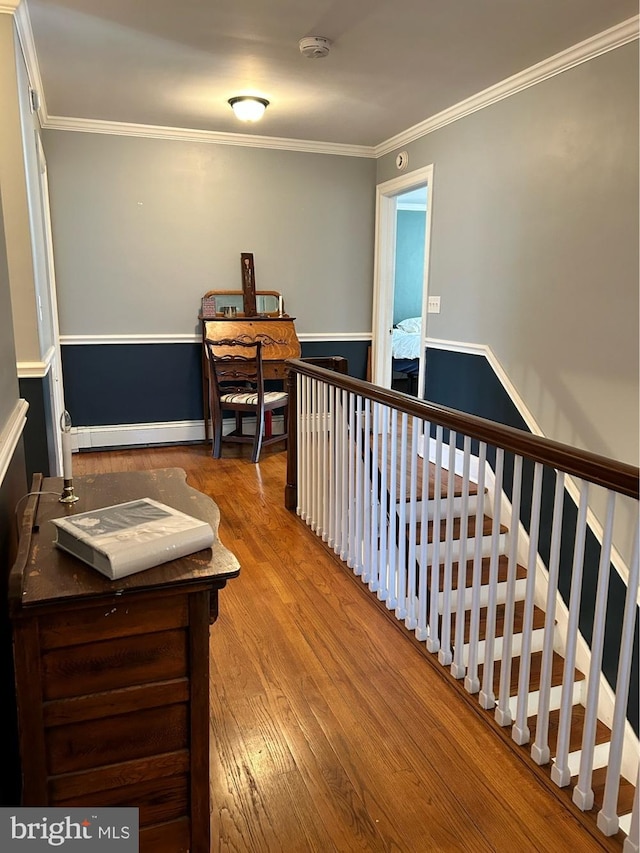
[396,317,422,334]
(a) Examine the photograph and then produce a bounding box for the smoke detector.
[299,36,332,59]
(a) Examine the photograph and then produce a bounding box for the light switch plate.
[427,296,441,314]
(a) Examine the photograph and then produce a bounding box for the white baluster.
[573,490,616,811]
[325,382,332,541]
[495,454,523,726]
[512,461,543,744]
[405,417,420,630]
[309,376,318,529]
[427,425,444,654]
[417,419,431,642]
[310,378,319,533]
[438,429,457,667]
[326,382,333,541]
[369,403,380,593]
[479,447,504,710]
[451,435,472,679]
[378,406,390,600]
[336,387,346,555]
[531,471,565,765]
[304,374,312,523]
[337,387,345,552]
[362,398,372,583]
[319,381,328,541]
[598,524,639,835]
[314,380,322,536]
[347,392,356,566]
[326,385,336,547]
[354,395,364,575]
[551,480,590,786]
[623,765,639,853]
[395,413,409,619]
[339,389,349,560]
[331,384,341,553]
[386,409,398,607]
[297,373,306,519]
[465,441,487,695]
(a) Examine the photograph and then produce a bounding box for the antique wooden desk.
[200,315,301,441]
[9,468,240,853]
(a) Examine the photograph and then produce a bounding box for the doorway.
[371,164,434,398]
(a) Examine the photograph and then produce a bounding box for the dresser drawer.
[38,595,190,649]
[46,703,188,775]
[41,629,188,700]
[55,771,189,827]
[139,817,190,853]
[49,749,190,802]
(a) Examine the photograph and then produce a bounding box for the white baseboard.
[72,415,286,450]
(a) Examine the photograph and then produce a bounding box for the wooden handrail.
[285,358,639,500]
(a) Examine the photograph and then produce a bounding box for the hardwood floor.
[74,443,614,852]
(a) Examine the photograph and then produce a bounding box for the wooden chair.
[205,337,288,463]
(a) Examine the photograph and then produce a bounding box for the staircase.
[290,365,640,852]
[408,460,637,849]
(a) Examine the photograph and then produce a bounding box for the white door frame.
[35,132,66,474]
[371,164,434,397]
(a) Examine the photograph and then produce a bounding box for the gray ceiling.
[25,0,639,148]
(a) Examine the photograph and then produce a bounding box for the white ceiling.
[23,0,639,150]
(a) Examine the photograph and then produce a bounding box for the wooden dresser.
[9,468,240,853]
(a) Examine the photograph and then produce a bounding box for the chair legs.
[252,410,265,463]
[211,415,222,459]
[212,408,286,463]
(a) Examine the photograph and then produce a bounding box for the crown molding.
[12,6,638,160]
[42,115,377,158]
[375,15,640,157]
[12,1,374,157]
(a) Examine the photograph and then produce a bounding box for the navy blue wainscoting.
[19,374,56,479]
[61,344,204,426]
[424,346,638,734]
[300,340,369,380]
[60,339,370,429]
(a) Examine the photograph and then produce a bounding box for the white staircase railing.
[285,360,639,849]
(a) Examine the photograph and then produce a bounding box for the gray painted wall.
[378,42,639,471]
[42,133,377,337]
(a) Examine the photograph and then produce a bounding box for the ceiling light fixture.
[228,96,269,122]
